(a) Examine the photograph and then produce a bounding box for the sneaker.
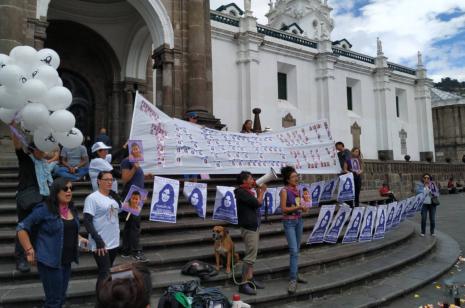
[16,259,30,273]
[250,278,265,289]
[297,274,308,284]
[132,251,148,262]
[121,251,131,259]
[420,233,425,237]
[431,233,436,237]
[239,283,257,295]
[288,280,297,295]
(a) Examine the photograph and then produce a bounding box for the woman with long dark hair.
[16,178,87,307]
[241,120,253,133]
[279,166,309,295]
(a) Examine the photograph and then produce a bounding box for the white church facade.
[210,0,435,161]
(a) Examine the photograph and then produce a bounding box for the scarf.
[29,154,52,196]
[286,185,299,197]
[240,184,256,196]
[60,203,70,219]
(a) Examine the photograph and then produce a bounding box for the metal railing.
[332,47,375,64]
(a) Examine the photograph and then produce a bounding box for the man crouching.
[234,171,267,295]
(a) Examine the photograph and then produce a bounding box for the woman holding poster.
[279,166,309,295]
[416,173,436,237]
[344,147,363,207]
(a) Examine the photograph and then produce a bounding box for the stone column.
[186,0,212,113]
[26,18,48,49]
[373,38,394,160]
[237,13,263,130]
[0,0,28,157]
[415,51,434,162]
[315,37,337,126]
[153,44,181,116]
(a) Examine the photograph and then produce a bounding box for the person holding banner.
[344,147,363,207]
[416,173,437,237]
[11,126,53,273]
[279,166,309,295]
[241,120,253,133]
[120,152,148,262]
[83,171,122,289]
[234,171,267,295]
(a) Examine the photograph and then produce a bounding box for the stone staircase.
[0,166,460,308]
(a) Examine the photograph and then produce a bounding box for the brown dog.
[212,226,240,273]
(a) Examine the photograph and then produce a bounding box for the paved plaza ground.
[386,193,465,307]
[279,193,465,308]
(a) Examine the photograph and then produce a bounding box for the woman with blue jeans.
[416,173,437,236]
[17,178,88,307]
[280,166,309,294]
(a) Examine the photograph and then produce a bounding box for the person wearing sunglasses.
[416,173,436,237]
[84,171,122,289]
[16,178,88,307]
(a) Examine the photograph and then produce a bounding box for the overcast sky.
[210,0,465,82]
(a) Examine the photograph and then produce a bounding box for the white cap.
[92,142,111,153]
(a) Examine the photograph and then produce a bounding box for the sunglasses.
[62,186,73,192]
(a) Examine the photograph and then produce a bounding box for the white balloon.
[0,65,27,89]
[43,86,72,111]
[49,109,75,132]
[21,79,47,101]
[9,46,38,67]
[0,54,12,72]
[0,86,25,110]
[31,65,59,88]
[36,48,60,70]
[54,127,83,149]
[21,120,36,134]
[33,126,59,152]
[21,102,49,130]
[0,107,17,124]
[56,78,63,87]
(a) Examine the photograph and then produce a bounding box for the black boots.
[239,263,257,295]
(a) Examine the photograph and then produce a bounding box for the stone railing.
[332,47,375,64]
[388,63,416,76]
[210,11,240,27]
[302,160,465,200]
[256,25,318,49]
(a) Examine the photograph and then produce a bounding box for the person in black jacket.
[234,171,267,295]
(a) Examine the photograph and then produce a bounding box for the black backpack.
[181,260,219,281]
[191,287,231,308]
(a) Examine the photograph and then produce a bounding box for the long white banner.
[129,93,341,175]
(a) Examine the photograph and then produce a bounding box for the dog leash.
[230,246,257,291]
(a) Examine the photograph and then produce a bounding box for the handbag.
[16,186,43,211]
[431,196,440,206]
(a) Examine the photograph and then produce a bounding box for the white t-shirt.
[84,191,120,251]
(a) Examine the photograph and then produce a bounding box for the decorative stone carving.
[351,121,361,149]
[399,129,407,155]
[282,113,296,128]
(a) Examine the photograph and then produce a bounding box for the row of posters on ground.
[121,174,431,244]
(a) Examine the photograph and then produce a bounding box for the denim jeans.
[55,166,89,181]
[283,218,304,281]
[421,203,436,235]
[37,262,72,308]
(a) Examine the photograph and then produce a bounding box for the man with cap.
[89,142,117,192]
[186,111,199,124]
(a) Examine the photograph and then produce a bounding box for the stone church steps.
[0,222,424,307]
[274,229,460,308]
[0,167,459,307]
